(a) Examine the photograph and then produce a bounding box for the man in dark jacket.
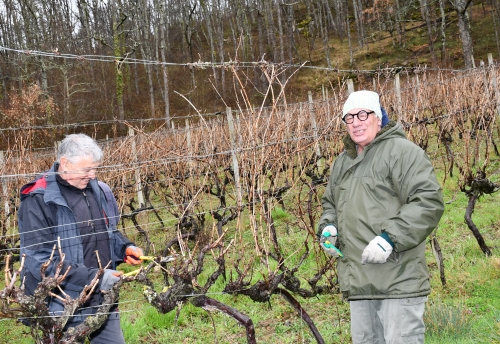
[318,91,444,344]
[19,133,144,343]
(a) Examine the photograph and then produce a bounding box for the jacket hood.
[20,175,48,200]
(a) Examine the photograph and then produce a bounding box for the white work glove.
[101,269,123,291]
[321,225,337,238]
[361,236,393,264]
[319,225,342,257]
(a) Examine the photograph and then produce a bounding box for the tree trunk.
[256,1,266,60]
[215,1,226,98]
[182,2,197,88]
[316,0,331,68]
[419,0,437,66]
[111,0,126,129]
[230,0,245,59]
[304,0,317,57]
[489,0,500,58]
[284,1,298,63]
[138,0,155,119]
[352,0,365,48]
[77,0,96,78]
[393,0,405,46]
[275,0,285,66]
[453,0,474,68]
[264,0,277,61]
[39,60,51,126]
[324,0,336,32]
[201,0,220,93]
[139,45,155,119]
[347,12,354,65]
[243,0,255,62]
[334,0,347,40]
[228,9,239,56]
[157,0,171,127]
[438,0,447,66]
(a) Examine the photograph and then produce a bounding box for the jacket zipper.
[82,190,99,257]
[82,190,95,231]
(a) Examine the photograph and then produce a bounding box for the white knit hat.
[342,90,382,120]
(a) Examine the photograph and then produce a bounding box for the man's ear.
[59,156,70,171]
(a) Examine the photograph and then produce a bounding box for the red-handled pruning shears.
[123,255,176,277]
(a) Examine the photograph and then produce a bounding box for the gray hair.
[57,134,103,163]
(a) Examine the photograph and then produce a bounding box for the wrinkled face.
[345,108,382,152]
[59,155,99,189]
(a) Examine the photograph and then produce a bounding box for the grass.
[1,176,499,343]
[118,168,500,344]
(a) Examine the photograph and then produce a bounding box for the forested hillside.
[1,0,500,145]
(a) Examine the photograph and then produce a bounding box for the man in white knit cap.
[317,90,444,343]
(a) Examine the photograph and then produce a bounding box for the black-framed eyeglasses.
[343,110,375,124]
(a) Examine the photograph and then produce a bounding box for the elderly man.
[19,133,144,343]
[318,90,444,343]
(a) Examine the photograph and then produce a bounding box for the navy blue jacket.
[18,162,132,324]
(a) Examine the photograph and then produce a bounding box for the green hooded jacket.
[319,121,444,300]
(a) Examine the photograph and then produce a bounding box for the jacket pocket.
[401,296,427,337]
[388,249,405,263]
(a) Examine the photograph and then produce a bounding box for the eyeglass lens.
[344,110,373,123]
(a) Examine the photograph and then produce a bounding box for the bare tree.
[451,0,475,68]
[282,1,299,64]
[133,0,156,119]
[154,0,172,127]
[263,0,278,61]
[316,0,332,68]
[438,0,448,66]
[418,0,437,66]
[352,0,365,48]
[275,0,285,66]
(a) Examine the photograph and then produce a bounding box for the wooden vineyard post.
[226,107,242,209]
[308,91,322,170]
[413,74,420,110]
[128,127,145,208]
[347,78,354,94]
[0,151,9,228]
[185,119,194,173]
[395,72,402,116]
[488,53,500,118]
[325,87,330,119]
[480,60,491,112]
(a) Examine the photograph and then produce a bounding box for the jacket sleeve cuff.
[379,232,395,248]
